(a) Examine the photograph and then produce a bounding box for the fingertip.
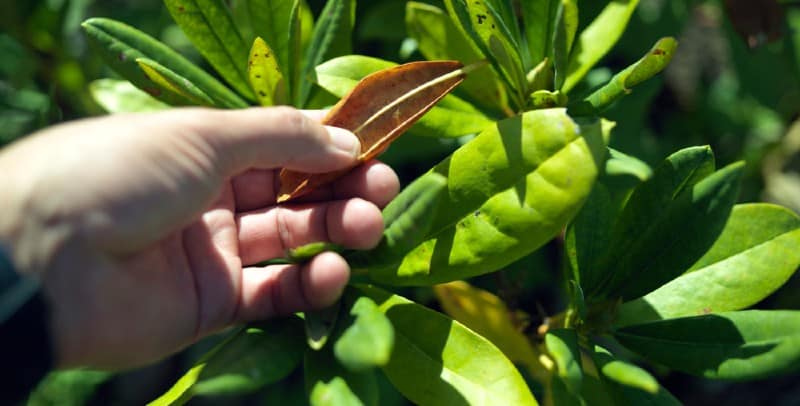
[325,126,360,158]
[302,252,350,308]
[328,198,385,250]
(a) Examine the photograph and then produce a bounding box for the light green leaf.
[616,203,800,326]
[615,310,800,380]
[357,285,538,406]
[164,0,254,100]
[563,0,641,93]
[150,317,303,405]
[89,79,168,113]
[136,58,215,106]
[545,329,583,394]
[521,0,558,67]
[314,55,492,138]
[298,0,355,106]
[247,37,286,106]
[571,37,677,115]
[405,2,508,114]
[29,369,111,406]
[590,346,658,394]
[552,0,578,90]
[305,348,379,406]
[367,109,605,286]
[334,296,395,372]
[81,18,247,108]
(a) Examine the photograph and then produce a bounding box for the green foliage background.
[2,0,800,404]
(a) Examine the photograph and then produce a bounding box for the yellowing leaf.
[247,37,286,106]
[433,281,539,368]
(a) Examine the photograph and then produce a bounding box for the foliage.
[7,0,800,405]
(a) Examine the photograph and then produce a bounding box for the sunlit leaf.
[247,37,285,106]
[136,58,215,106]
[334,295,395,372]
[89,79,168,113]
[357,285,538,405]
[164,0,255,100]
[305,348,379,406]
[616,204,800,326]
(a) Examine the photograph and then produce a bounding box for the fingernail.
[326,126,360,157]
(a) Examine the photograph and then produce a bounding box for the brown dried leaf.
[277,60,468,203]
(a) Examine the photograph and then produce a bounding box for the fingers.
[235,252,350,321]
[237,198,384,265]
[231,160,400,212]
[178,107,361,175]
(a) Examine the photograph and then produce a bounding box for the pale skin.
[0,107,399,371]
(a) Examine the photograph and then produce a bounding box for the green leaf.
[245,0,297,80]
[349,173,448,269]
[616,203,800,326]
[150,317,303,405]
[247,37,286,106]
[566,147,651,289]
[287,0,304,104]
[305,348,379,406]
[545,329,583,394]
[405,2,508,115]
[563,0,641,93]
[570,37,677,115]
[366,109,605,286]
[606,161,744,301]
[444,0,527,105]
[164,0,255,100]
[581,146,741,301]
[590,346,658,394]
[314,55,492,138]
[521,0,558,67]
[615,310,800,380]
[585,347,680,405]
[136,58,216,106]
[81,18,247,108]
[305,301,342,351]
[29,369,111,406]
[298,0,355,106]
[552,0,578,91]
[89,79,168,113]
[356,285,538,406]
[334,296,395,372]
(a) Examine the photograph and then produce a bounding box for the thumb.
[180,106,361,176]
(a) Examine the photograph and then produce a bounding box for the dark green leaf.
[615,310,800,380]
[151,317,304,404]
[563,0,641,92]
[245,0,298,80]
[616,203,800,326]
[545,329,583,394]
[81,18,247,108]
[305,348,379,406]
[356,285,538,405]
[587,346,680,405]
[521,0,558,68]
[298,0,355,106]
[334,296,395,372]
[305,301,342,350]
[552,0,578,90]
[164,0,255,100]
[582,146,720,299]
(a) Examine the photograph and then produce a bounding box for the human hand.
[0,107,399,370]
